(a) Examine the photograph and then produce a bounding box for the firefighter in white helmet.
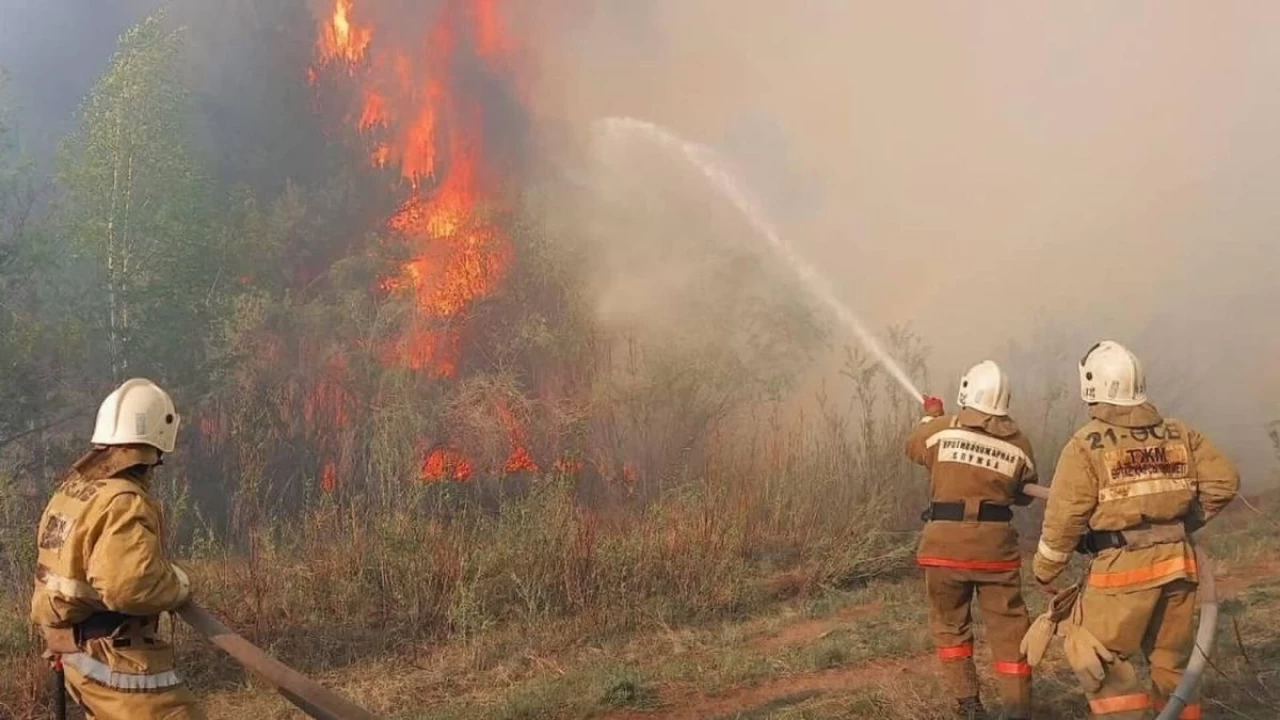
[1034,342,1239,719]
[31,379,203,719]
[907,361,1038,720]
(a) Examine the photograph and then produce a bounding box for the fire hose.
[176,603,380,720]
[1019,483,1217,720]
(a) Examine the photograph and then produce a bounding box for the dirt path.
[602,656,927,720]
[749,603,883,654]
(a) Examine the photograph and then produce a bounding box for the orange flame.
[496,401,539,474]
[358,89,389,130]
[312,0,536,479]
[317,0,371,66]
[312,0,516,380]
[423,447,474,482]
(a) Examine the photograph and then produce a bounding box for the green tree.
[0,71,63,453]
[58,12,230,391]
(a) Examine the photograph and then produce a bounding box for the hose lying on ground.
[1019,483,1218,720]
[177,603,380,720]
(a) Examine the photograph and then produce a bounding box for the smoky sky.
[535,2,1280,482]
[0,0,163,153]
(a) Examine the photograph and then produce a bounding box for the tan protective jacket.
[31,447,190,630]
[1033,403,1239,591]
[907,409,1039,570]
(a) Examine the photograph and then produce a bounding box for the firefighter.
[31,379,203,719]
[1033,341,1239,719]
[907,361,1038,720]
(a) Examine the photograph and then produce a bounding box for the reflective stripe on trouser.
[62,636,204,720]
[925,567,1032,716]
[1077,579,1198,719]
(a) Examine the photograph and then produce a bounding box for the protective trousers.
[60,627,204,720]
[1075,579,1199,719]
[925,567,1032,717]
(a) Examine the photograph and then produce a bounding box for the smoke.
[0,0,162,154]
[526,2,1280,483]
[3,2,1276,482]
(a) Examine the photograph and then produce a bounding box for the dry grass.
[7,497,1276,720]
[0,409,921,719]
[0,353,1273,720]
[156,501,1280,720]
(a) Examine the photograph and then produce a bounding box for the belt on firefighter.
[73,611,133,645]
[1077,530,1126,554]
[1077,521,1190,555]
[921,501,1013,523]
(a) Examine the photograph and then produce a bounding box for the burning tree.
[181,0,595,531]
[179,0,822,533]
[308,0,547,480]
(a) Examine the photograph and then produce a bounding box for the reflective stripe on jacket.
[907,409,1039,569]
[1033,403,1239,590]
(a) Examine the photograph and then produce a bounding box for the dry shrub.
[157,406,917,683]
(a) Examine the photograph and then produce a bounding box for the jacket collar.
[956,407,1020,438]
[1088,402,1163,428]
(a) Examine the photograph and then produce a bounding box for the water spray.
[595,117,923,403]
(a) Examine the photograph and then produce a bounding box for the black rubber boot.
[954,696,988,720]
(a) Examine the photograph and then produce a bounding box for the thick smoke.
[528,2,1280,483]
[3,2,1277,482]
[0,0,162,154]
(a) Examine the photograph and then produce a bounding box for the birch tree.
[59,12,223,388]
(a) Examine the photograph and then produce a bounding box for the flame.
[317,0,371,66]
[358,90,389,130]
[504,446,538,474]
[302,353,352,491]
[312,0,539,481]
[423,447,474,482]
[496,401,539,474]
[471,0,510,61]
[321,462,338,493]
[312,0,517,382]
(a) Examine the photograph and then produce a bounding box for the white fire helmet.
[91,379,181,454]
[1079,341,1147,407]
[957,360,1011,417]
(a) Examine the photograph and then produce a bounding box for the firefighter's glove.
[1020,612,1056,667]
[923,395,945,418]
[1021,584,1080,667]
[1062,625,1115,694]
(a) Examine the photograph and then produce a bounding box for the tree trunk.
[106,118,124,382]
[119,147,136,373]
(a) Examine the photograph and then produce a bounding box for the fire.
[313,0,516,380]
[358,90,388,130]
[495,400,539,474]
[471,0,508,59]
[311,0,534,481]
[423,447,474,482]
[317,0,371,66]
